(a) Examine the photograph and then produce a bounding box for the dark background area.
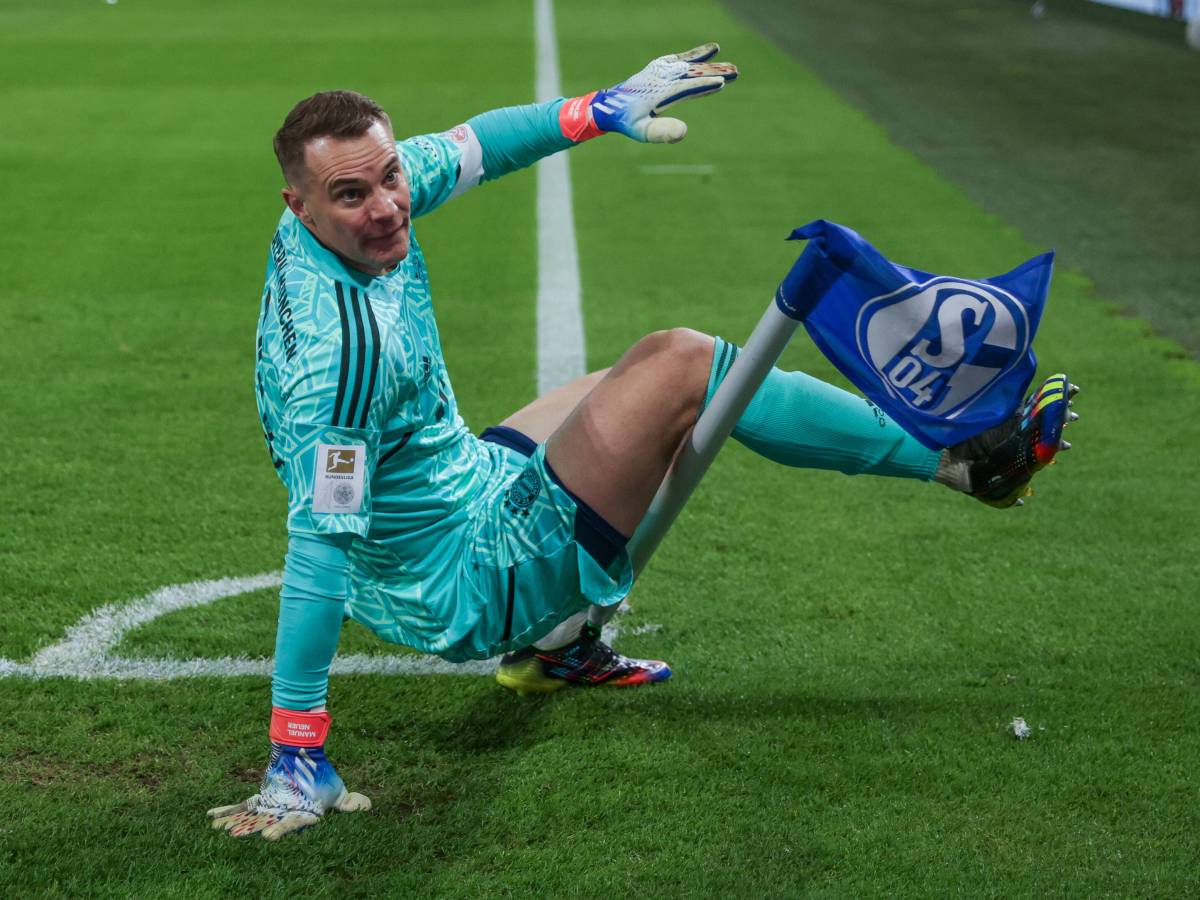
[724,0,1200,355]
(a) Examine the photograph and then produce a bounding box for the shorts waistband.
[479,425,538,457]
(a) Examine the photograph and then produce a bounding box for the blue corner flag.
[776,220,1054,450]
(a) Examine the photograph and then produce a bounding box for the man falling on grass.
[211,44,1078,840]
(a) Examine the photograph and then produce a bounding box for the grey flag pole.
[626,299,804,574]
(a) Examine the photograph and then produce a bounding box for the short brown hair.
[273,90,391,184]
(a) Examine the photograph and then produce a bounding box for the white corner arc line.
[26,573,283,672]
[0,574,631,680]
[534,0,586,395]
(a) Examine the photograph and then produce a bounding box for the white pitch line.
[26,573,282,672]
[534,0,586,395]
[0,572,627,680]
[7,653,499,681]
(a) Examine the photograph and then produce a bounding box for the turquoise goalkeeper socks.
[706,336,940,480]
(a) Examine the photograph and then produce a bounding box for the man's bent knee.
[634,327,713,363]
[629,328,713,412]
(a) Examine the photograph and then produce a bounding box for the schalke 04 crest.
[854,277,1031,420]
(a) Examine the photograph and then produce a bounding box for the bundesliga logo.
[325,448,357,474]
[855,277,1030,418]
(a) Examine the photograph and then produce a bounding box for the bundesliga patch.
[311,443,365,514]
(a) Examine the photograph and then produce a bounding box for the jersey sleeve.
[398,126,485,219]
[272,276,386,539]
[399,101,576,218]
[271,531,352,711]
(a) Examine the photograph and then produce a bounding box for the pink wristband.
[559,91,604,142]
[270,707,331,747]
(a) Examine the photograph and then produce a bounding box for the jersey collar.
[280,209,405,290]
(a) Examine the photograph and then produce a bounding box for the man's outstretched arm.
[475,42,737,167]
[208,532,371,841]
[405,44,738,216]
[231,259,384,839]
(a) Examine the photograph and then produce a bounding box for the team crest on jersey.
[854,277,1030,418]
[504,467,542,517]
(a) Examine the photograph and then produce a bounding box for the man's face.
[283,120,411,276]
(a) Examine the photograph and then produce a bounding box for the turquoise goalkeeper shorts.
[344,426,633,661]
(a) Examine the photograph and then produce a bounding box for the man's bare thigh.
[500,369,609,444]
[540,329,714,535]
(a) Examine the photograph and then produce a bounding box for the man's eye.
[340,190,361,202]
[384,170,399,184]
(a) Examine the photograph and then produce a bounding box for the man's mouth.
[366,223,406,246]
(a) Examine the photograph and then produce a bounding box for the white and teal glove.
[559,42,738,144]
[208,708,370,841]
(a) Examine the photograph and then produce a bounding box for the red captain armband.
[270,706,331,747]
[559,91,604,142]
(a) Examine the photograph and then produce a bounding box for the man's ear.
[282,185,314,229]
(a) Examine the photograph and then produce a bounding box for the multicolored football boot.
[496,623,672,696]
[950,373,1079,508]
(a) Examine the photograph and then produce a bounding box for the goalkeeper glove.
[208,708,370,841]
[560,42,738,144]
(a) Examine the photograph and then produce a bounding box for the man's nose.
[366,191,399,220]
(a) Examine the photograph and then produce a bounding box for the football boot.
[950,373,1079,508]
[496,623,671,696]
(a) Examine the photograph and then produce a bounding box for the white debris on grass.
[1010,717,1031,740]
[630,623,664,636]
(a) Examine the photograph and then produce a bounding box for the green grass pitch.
[1,0,1198,896]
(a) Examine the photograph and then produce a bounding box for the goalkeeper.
[213,44,1077,840]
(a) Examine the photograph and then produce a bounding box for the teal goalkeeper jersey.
[254,129,492,575]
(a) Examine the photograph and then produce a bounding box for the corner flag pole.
[626,299,803,574]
